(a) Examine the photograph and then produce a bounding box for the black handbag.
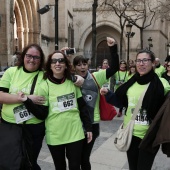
[0,123,23,170]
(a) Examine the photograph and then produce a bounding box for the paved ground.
[38,115,170,170]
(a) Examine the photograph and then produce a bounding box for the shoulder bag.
[114,83,150,152]
[92,74,117,121]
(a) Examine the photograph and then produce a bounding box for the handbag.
[114,83,150,152]
[0,123,23,170]
[92,74,117,121]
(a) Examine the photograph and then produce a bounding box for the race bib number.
[13,105,34,124]
[57,92,76,112]
[132,108,149,125]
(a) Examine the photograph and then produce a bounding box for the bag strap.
[23,73,39,125]
[91,73,100,89]
[131,83,150,120]
[30,73,39,95]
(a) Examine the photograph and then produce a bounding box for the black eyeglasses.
[135,58,151,65]
[167,65,170,67]
[25,54,41,60]
[51,58,65,64]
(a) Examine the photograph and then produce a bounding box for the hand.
[100,87,108,95]
[74,75,84,87]
[87,132,93,143]
[17,91,27,102]
[28,95,46,105]
[60,47,70,59]
[106,37,116,46]
[60,47,69,53]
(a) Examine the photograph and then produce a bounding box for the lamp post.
[148,37,153,50]
[126,22,135,63]
[37,0,58,50]
[167,43,170,56]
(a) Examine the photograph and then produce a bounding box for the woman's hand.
[100,87,109,95]
[107,37,116,46]
[74,75,84,87]
[87,132,93,143]
[17,91,27,102]
[28,95,46,105]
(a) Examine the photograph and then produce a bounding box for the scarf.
[115,69,165,120]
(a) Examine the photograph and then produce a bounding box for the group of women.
[0,37,119,170]
[0,37,169,170]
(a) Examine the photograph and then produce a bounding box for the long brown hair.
[44,51,72,80]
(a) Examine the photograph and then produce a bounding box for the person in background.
[126,64,136,81]
[100,49,170,170]
[128,59,135,69]
[154,57,166,77]
[0,44,47,170]
[99,59,111,90]
[162,61,170,84]
[20,50,92,170]
[72,37,119,170]
[113,60,128,117]
[101,59,109,69]
[164,55,170,68]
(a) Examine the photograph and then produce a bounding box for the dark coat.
[139,95,170,157]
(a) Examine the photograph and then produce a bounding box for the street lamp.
[148,37,153,50]
[37,0,58,50]
[126,22,135,63]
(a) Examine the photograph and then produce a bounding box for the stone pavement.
[38,116,170,170]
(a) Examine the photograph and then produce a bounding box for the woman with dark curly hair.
[0,43,48,170]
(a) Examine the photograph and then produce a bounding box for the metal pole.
[127,34,130,63]
[55,0,58,50]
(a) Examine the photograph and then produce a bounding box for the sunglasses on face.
[25,54,41,60]
[167,65,170,68]
[51,58,66,64]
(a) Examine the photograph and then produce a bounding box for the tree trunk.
[92,0,98,68]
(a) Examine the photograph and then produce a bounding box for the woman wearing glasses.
[101,49,170,170]
[0,44,48,170]
[19,50,92,170]
[162,61,170,84]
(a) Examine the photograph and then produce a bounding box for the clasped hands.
[17,91,45,105]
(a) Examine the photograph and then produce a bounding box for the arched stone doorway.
[96,40,111,68]
[83,24,125,69]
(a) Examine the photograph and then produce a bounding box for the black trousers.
[25,122,45,170]
[1,119,45,170]
[81,123,100,170]
[48,139,84,170]
[127,135,159,170]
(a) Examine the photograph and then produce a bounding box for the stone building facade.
[0,0,169,70]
